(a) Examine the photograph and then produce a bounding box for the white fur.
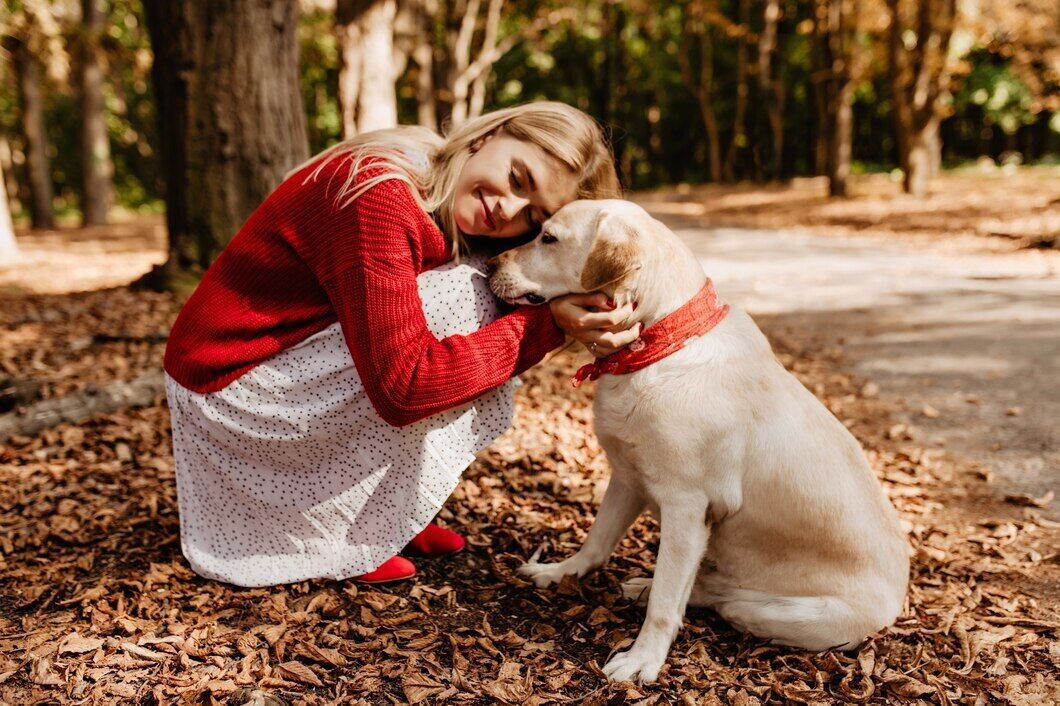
[490,200,910,683]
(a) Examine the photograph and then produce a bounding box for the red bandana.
[572,279,730,387]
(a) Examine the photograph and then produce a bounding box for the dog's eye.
[541,233,558,244]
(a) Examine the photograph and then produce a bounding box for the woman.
[163,102,641,587]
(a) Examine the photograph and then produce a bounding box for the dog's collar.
[572,279,730,387]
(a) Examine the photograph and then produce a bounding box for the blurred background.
[0,0,1057,282]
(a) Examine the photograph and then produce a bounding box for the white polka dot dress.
[164,253,518,587]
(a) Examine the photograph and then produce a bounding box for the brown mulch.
[635,166,1060,253]
[1,288,1057,704]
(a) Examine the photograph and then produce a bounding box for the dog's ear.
[579,211,639,295]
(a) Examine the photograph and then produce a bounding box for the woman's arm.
[309,176,565,427]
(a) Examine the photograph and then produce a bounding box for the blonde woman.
[163,102,641,587]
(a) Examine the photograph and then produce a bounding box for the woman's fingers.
[577,302,635,330]
[587,323,642,351]
[548,292,643,356]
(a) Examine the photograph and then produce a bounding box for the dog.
[486,199,909,683]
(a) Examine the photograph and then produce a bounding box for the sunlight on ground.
[0,215,166,295]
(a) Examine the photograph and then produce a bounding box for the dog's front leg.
[519,474,645,588]
[602,499,709,684]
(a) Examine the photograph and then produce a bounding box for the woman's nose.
[498,194,530,224]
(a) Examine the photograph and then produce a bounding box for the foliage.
[0,0,1057,216]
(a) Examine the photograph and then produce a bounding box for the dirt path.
[644,214,1059,520]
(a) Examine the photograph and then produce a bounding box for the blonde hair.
[293,102,621,259]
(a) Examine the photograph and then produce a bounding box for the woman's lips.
[478,190,496,231]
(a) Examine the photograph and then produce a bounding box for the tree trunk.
[725,0,750,182]
[829,79,854,196]
[468,0,502,120]
[77,0,114,226]
[904,116,938,196]
[0,159,16,262]
[758,0,784,179]
[811,0,831,176]
[677,4,722,183]
[141,0,309,281]
[336,0,399,138]
[409,0,437,129]
[447,0,481,127]
[11,40,55,230]
[699,28,722,182]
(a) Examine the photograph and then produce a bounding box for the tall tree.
[141,0,309,283]
[10,37,54,229]
[678,0,723,182]
[76,0,113,225]
[725,0,750,181]
[335,0,399,138]
[814,0,862,196]
[757,0,784,179]
[886,0,959,196]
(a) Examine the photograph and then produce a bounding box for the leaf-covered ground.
[1,287,1057,704]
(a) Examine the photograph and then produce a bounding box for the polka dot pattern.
[165,253,519,587]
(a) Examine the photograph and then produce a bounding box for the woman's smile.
[454,132,577,239]
[477,189,497,231]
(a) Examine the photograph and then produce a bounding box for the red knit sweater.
[163,155,565,427]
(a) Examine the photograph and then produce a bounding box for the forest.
[1,0,1056,259]
[0,1,1058,704]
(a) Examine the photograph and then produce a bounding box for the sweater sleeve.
[308,175,565,427]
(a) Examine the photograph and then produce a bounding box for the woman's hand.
[549,292,641,358]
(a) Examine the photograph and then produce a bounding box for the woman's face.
[453,131,579,239]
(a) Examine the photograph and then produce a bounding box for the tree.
[75,0,113,225]
[757,0,784,179]
[335,0,399,138]
[140,0,310,284]
[678,0,724,182]
[724,0,750,181]
[9,37,54,229]
[814,0,863,197]
[886,0,959,196]
[2,0,69,230]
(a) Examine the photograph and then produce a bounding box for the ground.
[0,170,1057,704]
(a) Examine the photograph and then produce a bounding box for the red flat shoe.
[403,522,465,557]
[354,556,416,584]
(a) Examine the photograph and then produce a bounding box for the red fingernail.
[606,298,616,308]
[633,301,639,310]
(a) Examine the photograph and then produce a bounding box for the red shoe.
[354,556,416,584]
[403,522,465,557]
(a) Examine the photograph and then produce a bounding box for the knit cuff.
[514,304,566,374]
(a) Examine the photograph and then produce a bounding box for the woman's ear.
[579,211,639,300]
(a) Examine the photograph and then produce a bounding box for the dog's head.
[486,199,653,306]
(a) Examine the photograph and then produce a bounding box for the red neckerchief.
[572,279,729,387]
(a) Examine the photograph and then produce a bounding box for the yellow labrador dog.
[487,200,909,683]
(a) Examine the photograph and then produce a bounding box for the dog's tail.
[712,590,891,651]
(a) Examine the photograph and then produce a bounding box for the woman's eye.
[541,233,558,244]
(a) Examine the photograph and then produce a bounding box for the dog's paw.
[602,646,666,684]
[621,577,652,605]
[518,560,576,588]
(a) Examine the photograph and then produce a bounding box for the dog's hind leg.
[603,499,710,683]
[519,474,646,588]
[707,585,875,651]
